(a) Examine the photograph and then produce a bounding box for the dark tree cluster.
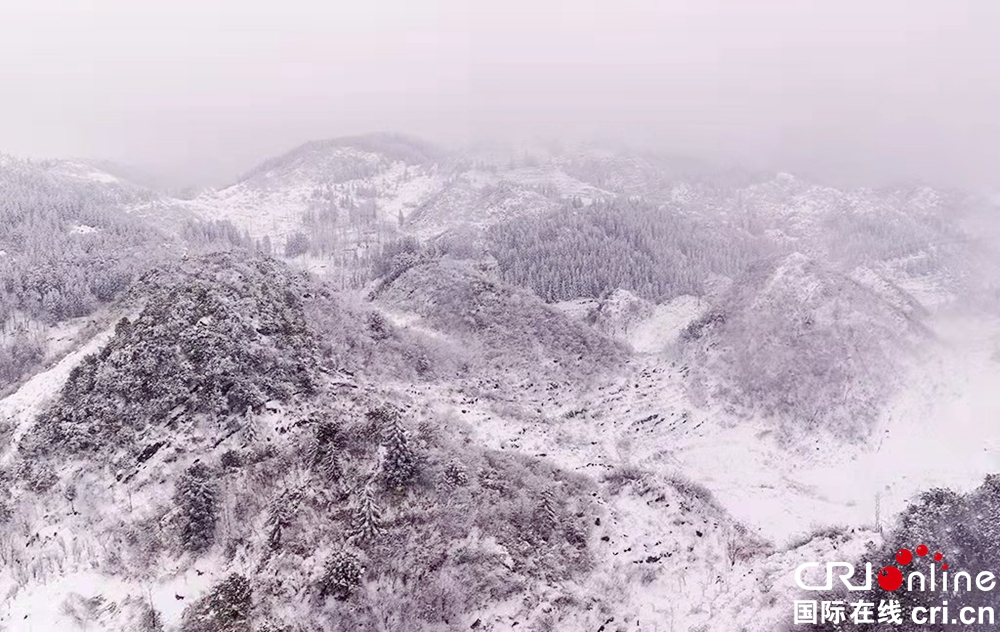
[179,573,253,632]
[318,550,363,601]
[283,231,310,257]
[371,236,422,284]
[369,405,418,491]
[175,462,219,553]
[0,329,43,387]
[307,418,343,482]
[182,219,253,250]
[486,199,768,302]
[25,253,318,456]
[376,259,628,379]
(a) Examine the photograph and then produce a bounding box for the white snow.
[550,298,599,321]
[84,171,119,184]
[406,304,1000,553]
[377,171,445,221]
[2,142,995,630]
[861,314,1000,517]
[0,563,222,631]
[627,295,707,354]
[3,309,995,631]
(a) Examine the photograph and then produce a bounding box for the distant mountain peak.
[236,132,448,186]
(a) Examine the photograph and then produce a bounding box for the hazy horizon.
[3,0,999,191]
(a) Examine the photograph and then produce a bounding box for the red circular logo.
[896,548,913,565]
[878,566,904,591]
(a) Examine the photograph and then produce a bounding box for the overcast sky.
[1,0,998,188]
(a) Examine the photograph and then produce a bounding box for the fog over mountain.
[2,0,1000,189]
[3,3,1000,632]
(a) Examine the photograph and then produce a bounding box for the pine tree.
[203,574,253,626]
[283,231,310,257]
[0,500,12,525]
[113,316,132,338]
[442,459,469,488]
[140,604,165,632]
[308,419,342,482]
[375,406,417,491]
[315,448,341,482]
[536,487,559,537]
[240,410,260,445]
[265,488,301,551]
[174,463,219,553]
[349,479,384,545]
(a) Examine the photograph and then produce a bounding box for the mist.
[2,0,998,189]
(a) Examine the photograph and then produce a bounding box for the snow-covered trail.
[0,325,115,466]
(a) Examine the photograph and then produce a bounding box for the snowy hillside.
[167,136,620,254]
[0,156,174,393]
[179,147,445,243]
[3,136,1000,632]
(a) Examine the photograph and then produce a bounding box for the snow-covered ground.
[1,564,221,632]
[636,311,1000,545]
[0,318,234,631]
[48,162,122,185]
[864,314,1000,517]
[627,295,707,354]
[2,288,997,631]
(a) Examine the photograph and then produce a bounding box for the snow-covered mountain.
[158,135,617,252]
[2,135,1000,632]
[151,136,980,300]
[171,136,447,243]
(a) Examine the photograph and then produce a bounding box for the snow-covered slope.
[0,154,153,205]
[170,137,616,249]
[179,152,444,243]
[373,290,1000,630]
[0,324,116,466]
[682,252,933,441]
[556,291,709,354]
[98,134,983,319]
